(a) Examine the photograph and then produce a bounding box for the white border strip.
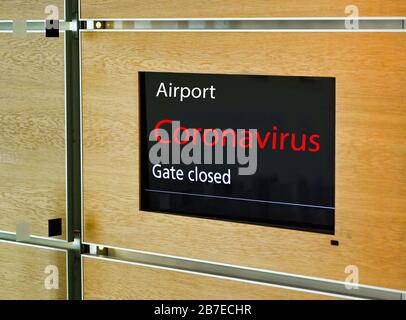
[144,189,335,210]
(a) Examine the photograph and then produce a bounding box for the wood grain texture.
[0,0,64,20]
[81,32,406,290]
[83,256,340,300]
[0,240,67,300]
[80,0,406,19]
[0,34,66,239]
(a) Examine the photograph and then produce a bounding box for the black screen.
[140,72,335,234]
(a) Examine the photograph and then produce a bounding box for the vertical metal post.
[65,0,82,300]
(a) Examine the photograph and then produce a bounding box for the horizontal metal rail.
[84,243,406,300]
[0,231,80,251]
[84,18,406,31]
[0,20,74,32]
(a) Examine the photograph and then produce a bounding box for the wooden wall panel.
[80,0,406,19]
[0,34,66,239]
[0,240,67,300]
[83,256,340,300]
[0,0,65,20]
[81,32,406,290]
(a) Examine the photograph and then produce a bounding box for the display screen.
[140,72,335,234]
